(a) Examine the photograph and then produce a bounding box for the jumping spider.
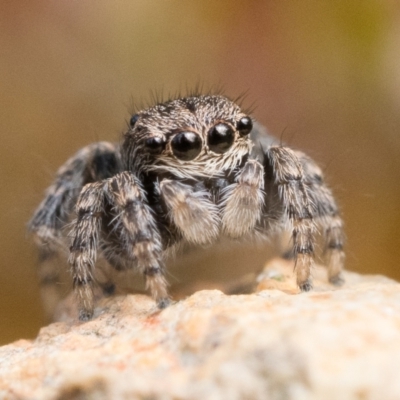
[29,94,345,321]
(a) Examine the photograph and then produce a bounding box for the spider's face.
[124,95,253,178]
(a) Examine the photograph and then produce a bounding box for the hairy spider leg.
[69,181,105,321]
[267,146,316,291]
[29,142,121,318]
[295,151,345,285]
[105,172,170,310]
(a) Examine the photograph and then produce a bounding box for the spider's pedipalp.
[221,159,265,238]
[69,181,105,321]
[296,151,345,285]
[106,172,169,307]
[159,179,219,245]
[267,146,316,291]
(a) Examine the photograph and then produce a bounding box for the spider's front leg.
[105,172,169,309]
[267,147,316,291]
[70,172,169,321]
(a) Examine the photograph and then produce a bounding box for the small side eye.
[207,123,235,154]
[144,137,166,155]
[237,116,253,136]
[130,114,139,128]
[171,131,202,161]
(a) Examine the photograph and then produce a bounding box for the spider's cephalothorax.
[123,95,252,179]
[29,94,345,321]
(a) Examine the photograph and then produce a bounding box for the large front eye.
[207,123,234,154]
[237,116,253,136]
[171,131,202,161]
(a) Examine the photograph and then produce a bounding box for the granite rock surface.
[1,259,400,400]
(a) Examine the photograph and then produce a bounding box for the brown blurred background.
[1,0,400,345]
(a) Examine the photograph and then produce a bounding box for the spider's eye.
[207,123,235,154]
[237,116,253,136]
[130,114,139,128]
[171,131,202,161]
[144,137,166,155]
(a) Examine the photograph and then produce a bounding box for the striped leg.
[106,172,169,308]
[267,147,316,291]
[69,182,105,321]
[296,151,345,285]
[29,142,121,319]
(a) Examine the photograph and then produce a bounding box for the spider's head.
[123,95,253,178]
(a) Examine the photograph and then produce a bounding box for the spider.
[29,94,345,321]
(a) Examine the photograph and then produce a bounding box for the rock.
[1,259,400,400]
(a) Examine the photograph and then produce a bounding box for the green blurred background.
[1,0,400,345]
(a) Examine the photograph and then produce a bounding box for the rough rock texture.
[1,259,400,400]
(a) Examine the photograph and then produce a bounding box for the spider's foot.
[299,280,313,292]
[79,309,94,321]
[329,273,345,286]
[157,297,171,310]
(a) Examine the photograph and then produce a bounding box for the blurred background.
[1,0,400,345]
